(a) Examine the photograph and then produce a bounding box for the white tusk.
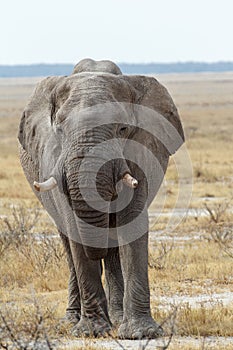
[33,177,57,192]
[122,173,138,189]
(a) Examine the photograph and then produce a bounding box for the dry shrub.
[201,198,233,259]
[0,205,39,256]
[208,225,233,259]
[0,205,67,291]
[0,294,56,349]
[149,242,174,270]
[204,198,233,224]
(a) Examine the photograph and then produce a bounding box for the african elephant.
[18,58,184,339]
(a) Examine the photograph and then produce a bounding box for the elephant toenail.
[132,331,143,339]
[148,328,156,337]
[156,326,164,337]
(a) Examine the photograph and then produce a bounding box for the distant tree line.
[1,61,233,77]
[119,61,233,74]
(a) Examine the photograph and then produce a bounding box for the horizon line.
[1,60,233,67]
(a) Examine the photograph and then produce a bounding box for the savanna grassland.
[0,73,233,349]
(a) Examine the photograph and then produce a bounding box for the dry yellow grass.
[0,74,233,348]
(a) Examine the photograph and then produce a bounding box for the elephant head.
[18,59,184,260]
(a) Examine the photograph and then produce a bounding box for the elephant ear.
[18,76,65,166]
[122,76,185,206]
[125,75,184,155]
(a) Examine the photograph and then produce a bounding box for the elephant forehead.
[53,74,136,125]
[64,73,135,104]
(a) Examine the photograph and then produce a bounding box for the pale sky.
[2,0,233,65]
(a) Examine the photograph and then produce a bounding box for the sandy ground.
[58,336,233,349]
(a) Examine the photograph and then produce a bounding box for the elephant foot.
[118,316,164,339]
[72,315,111,338]
[56,312,80,335]
[62,311,80,325]
[109,310,123,328]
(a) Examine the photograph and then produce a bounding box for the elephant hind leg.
[104,247,124,326]
[59,231,81,323]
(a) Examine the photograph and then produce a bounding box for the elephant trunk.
[75,205,109,260]
[66,149,118,260]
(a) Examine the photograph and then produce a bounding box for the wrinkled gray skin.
[18,58,184,339]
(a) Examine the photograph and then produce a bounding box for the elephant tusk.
[122,173,138,189]
[33,177,57,192]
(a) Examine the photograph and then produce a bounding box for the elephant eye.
[118,125,129,136]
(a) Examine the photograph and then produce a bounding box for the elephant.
[18,58,184,339]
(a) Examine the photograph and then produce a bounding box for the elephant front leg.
[118,233,163,339]
[69,240,111,337]
[104,247,124,326]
